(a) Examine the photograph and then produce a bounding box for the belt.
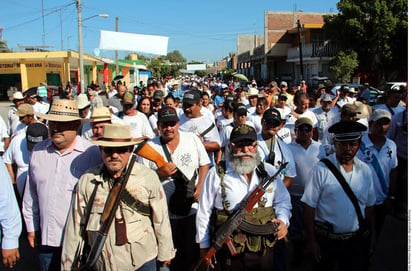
[314,221,358,241]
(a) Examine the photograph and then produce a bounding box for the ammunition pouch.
[212,207,278,254]
[169,170,197,216]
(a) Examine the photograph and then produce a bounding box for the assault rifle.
[196,161,289,269]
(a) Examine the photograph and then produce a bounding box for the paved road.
[0,101,408,270]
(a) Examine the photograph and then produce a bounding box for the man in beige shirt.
[61,124,175,271]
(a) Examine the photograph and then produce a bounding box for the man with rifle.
[61,124,175,270]
[138,106,210,271]
[196,124,291,270]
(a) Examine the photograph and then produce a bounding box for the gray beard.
[228,152,261,174]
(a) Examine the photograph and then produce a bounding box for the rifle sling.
[121,189,152,216]
[80,180,100,240]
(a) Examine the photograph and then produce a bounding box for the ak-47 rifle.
[196,161,289,269]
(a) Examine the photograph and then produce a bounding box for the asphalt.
[0,101,408,271]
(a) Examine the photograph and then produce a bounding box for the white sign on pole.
[99,30,169,56]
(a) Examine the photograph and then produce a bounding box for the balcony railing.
[287,42,338,59]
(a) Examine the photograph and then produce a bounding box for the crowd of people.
[0,76,407,271]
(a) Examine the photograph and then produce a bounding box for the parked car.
[379,82,407,91]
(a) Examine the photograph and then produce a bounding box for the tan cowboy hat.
[91,107,112,122]
[36,99,80,122]
[92,124,141,147]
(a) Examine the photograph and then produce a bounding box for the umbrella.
[113,75,124,81]
[232,73,248,81]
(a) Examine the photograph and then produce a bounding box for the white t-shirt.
[122,111,156,139]
[3,132,31,196]
[8,107,20,136]
[138,131,210,219]
[0,116,9,152]
[179,113,221,166]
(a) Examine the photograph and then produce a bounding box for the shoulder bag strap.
[199,122,215,138]
[320,158,365,230]
[160,138,173,162]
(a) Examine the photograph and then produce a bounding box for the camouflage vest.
[212,161,277,254]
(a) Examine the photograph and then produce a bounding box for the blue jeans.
[38,246,62,271]
[137,258,157,271]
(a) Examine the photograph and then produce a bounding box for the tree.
[323,0,407,83]
[0,40,10,53]
[329,50,359,83]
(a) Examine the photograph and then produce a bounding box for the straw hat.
[35,99,80,122]
[91,107,112,123]
[92,124,141,147]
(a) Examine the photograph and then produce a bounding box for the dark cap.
[262,108,282,127]
[24,87,38,98]
[153,90,164,100]
[328,121,367,142]
[183,90,201,105]
[158,106,179,123]
[230,124,257,144]
[26,123,48,151]
[122,91,135,105]
[233,103,247,116]
[341,103,360,116]
[278,93,288,101]
[226,94,235,102]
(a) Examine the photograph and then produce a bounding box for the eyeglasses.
[160,121,177,127]
[102,146,131,155]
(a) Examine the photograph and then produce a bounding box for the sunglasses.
[297,125,312,132]
[102,146,131,155]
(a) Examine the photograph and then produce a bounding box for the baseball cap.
[233,103,248,116]
[320,93,333,102]
[341,103,359,116]
[280,81,288,87]
[369,109,391,122]
[278,93,288,101]
[24,87,38,98]
[153,90,164,100]
[12,92,24,101]
[157,106,179,123]
[269,81,278,88]
[262,108,282,127]
[15,104,34,117]
[26,123,48,151]
[295,117,313,128]
[328,121,367,142]
[183,90,201,105]
[122,91,135,105]
[230,124,257,144]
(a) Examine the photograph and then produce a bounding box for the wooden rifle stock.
[135,140,168,168]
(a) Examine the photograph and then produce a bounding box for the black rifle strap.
[320,158,366,230]
[199,122,215,138]
[80,180,99,240]
[160,138,173,162]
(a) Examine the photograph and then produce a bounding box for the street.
[0,101,408,271]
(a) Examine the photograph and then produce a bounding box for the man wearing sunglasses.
[197,124,291,271]
[139,106,210,271]
[62,124,175,271]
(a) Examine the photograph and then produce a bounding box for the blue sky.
[2,0,339,63]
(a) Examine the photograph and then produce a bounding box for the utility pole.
[115,17,119,75]
[42,0,45,45]
[297,19,304,81]
[77,0,85,93]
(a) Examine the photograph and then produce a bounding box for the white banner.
[186,64,206,71]
[99,30,169,56]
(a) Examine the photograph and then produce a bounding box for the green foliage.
[164,50,186,63]
[323,0,407,82]
[329,50,359,83]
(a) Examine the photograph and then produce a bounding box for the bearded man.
[196,124,291,271]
